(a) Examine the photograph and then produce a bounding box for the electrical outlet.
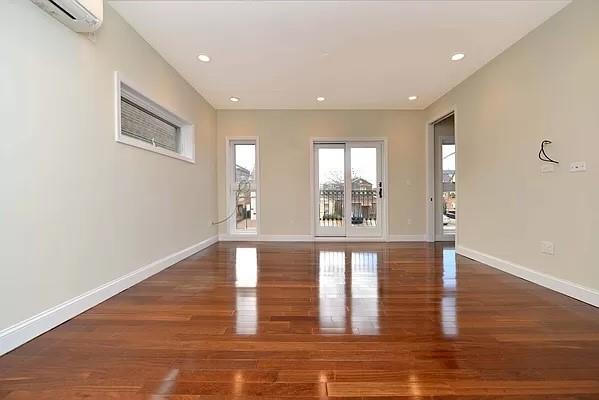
[540,241,554,255]
[407,218,413,225]
[569,161,587,172]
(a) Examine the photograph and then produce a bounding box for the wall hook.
[538,140,559,164]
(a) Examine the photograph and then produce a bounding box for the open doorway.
[430,113,456,242]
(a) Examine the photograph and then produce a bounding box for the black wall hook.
[538,140,559,164]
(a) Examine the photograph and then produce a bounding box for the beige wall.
[0,1,217,330]
[217,110,426,237]
[426,0,599,291]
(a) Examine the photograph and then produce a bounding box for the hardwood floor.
[1,241,599,399]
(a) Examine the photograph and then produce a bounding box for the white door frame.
[225,137,260,238]
[425,108,459,244]
[309,137,389,241]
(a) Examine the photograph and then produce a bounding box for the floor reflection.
[235,247,257,288]
[317,250,381,334]
[351,252,379,335]
[231,245,452,337]
[151,368,179,397]
[408,372,422,397]
[233,370,243,397]
[235,247,257,335]
[318,251,346,332]
[441,248,458,337]
[442,248,456,289]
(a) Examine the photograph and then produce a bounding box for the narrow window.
[229,140,258,234]
[115,73,195,162]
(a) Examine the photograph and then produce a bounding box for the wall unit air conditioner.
[30,0,103,33]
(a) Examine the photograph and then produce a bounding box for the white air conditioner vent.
[30,0,103,33]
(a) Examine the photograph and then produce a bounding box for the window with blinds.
[115,73,195,163]
[120,93,180,152]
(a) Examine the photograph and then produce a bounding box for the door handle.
[378,182,383,198]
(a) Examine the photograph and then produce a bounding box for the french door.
[314,141,383,238]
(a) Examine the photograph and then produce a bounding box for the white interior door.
[314,141,383,238]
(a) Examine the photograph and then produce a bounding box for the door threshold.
[219,233,259,241]
[435,235,456,242]
[313,236,386,242]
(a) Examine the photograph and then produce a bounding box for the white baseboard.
[259,235,313,242]
[0,235,218,356]
[313,236,383,242]
[387,234,427,242]
[219,234,428,242]
[218,234,313,242]
[457,245,599,307]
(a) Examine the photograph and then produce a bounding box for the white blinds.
[120,89,179,152]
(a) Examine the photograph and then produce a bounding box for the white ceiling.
[110,0,570,110]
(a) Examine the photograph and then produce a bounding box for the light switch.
[541,164,555,173]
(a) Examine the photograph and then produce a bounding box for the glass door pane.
[347,143,382,237]
[434,113,455,241]
[315,144,346,236]
[233,142,256,233]
[441,142,456,235]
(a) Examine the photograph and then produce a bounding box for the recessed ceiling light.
[230,97,240,102]
[451,53,465,61]
[197,54,211,62]
[408,96,418,101]
[317,97,325,102]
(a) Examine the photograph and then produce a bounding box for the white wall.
[216,110,426,238]
[0,1,217,332]
[426,0,599,295]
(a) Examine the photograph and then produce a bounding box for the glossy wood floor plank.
[1,242,599,399]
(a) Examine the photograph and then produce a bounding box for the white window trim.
[114,71,195,163]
